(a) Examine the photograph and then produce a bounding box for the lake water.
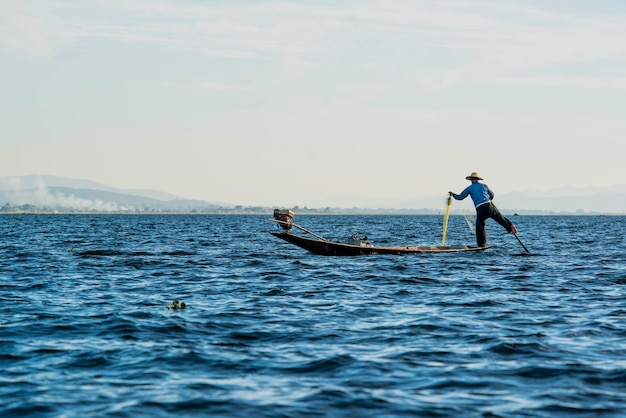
[1,214,625,417]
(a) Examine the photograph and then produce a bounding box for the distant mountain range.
[0,175,229,213]
[0,175,624,214]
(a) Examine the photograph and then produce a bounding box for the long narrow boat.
[270,231,491,256]
[269,209,492,256]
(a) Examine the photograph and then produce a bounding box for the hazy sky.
[1,0,625,207]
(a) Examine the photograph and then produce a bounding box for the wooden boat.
[269,209,492,256]
[270,231,492,256]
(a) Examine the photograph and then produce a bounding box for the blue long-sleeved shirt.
[453,182,494,208]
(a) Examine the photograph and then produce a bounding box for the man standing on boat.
[449,172,517,247]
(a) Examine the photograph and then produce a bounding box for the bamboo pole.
[269,219,328,241]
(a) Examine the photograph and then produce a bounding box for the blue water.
[1,214,625,417]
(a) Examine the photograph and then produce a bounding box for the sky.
[1,0,625,208]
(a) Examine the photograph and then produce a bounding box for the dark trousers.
[475,202,513,247]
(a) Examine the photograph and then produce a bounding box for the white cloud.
[5,1,626,89]
[495,76,626,89]
[174,82,270,93]
[336,83,390,102]
[0,1,62,57]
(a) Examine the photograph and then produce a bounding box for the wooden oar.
[513,233,530,253]
[269,219,328,241]
[442,195,452,246]
[492,203,530,253]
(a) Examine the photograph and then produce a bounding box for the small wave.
[160,250,197,256]
[263,288,286,296]
[281,354,357,374]
[65,352,111,369]
[489,341,557,356]
[584,368,626,385]
[75,249,125,257]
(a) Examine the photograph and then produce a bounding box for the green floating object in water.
[166,300,188,310]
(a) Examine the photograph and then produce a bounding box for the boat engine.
[347,233,372,247]
[273,209,294,231]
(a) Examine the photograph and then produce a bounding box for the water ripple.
[1,214,625,417]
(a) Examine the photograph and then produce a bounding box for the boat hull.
[270,232,492,256]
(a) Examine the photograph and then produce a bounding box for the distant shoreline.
[0,209,623,216]
[3,175,625,215]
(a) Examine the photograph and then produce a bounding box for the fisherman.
[449,172,517,247]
